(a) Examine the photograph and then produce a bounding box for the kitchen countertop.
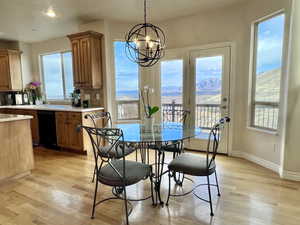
[0,105,105,112]
[0,114,33,122]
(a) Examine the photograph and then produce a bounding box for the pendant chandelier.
[125,0,166,67]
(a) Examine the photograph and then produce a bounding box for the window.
[250,13,285,130]
[41,51,74,100]
[160,59,184,122]
[114,41,140,120]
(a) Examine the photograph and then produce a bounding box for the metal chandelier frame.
[125,0,166,67]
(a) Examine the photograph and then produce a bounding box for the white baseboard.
[231,151,300,182]
[230,151,280,174]
[281,170,300,181]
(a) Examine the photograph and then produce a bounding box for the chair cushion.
[98,160,152,186]
[99,145,135,159]
[168,153,216,176]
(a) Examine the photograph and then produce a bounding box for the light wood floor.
[0,147,300,225]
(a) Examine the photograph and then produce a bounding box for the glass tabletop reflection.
[115,122,203,143]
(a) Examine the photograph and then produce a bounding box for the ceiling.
[0,0,246,43]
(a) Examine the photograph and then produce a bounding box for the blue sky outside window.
[114,41,139,100]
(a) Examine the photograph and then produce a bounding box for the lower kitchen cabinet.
[55,112,84,152]
[55,111,103,153]
[55,112,70,148]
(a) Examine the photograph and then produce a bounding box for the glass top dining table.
[115,122,204,143]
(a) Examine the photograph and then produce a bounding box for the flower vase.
[144,117,154,132]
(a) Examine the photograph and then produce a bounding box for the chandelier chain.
[144,0,147,24]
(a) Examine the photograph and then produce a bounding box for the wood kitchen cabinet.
[55,112,85,152]
[0,50,22,91]
[67,31,103,89]
[55,112,70,148]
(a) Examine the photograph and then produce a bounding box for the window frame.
[40,50,73,102]
[113,41,141,121]
[249,11,286,132]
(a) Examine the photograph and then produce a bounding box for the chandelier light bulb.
[145,36,150,42]
[148,41,154,48]
[45,7,56,18]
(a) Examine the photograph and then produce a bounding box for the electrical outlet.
[84,94,91,100]
[96,94,100,100]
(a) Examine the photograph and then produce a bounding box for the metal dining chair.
[158,109,190,185]
[152,109,190,155]
[80,126,154,225]
[84,112,135,182]
[166,117,230,216]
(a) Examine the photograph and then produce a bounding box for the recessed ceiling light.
[45,7,56,18]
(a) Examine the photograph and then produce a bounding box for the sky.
[256,14,285,74]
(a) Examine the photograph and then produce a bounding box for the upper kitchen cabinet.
[0,49,22,91]
[67,31,103,89]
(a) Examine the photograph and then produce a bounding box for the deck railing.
[116,100,279,130]
[163,101,278,130]
[162,102,221,129]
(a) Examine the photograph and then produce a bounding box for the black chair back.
[85,111,112,128]
[85,111,112,146]
[80,126,126,180]
[206,117,230,169]
[163,108,190,125]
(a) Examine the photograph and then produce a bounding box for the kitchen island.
[0,114,34,182]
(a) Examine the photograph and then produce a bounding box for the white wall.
[157,0,292,168]
[18,42,33,87]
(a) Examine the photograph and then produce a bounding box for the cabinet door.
[8,52,22,90]
[68,113,83,150]
[91,38,102,88]
[71,39,82,87]
[0,55,10,90]
[80,38,92,88]
[55,112,69,147]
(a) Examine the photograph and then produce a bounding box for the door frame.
[188,47,231,154]
[154,42,237,156]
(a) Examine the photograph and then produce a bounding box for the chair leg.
[123,185,129,225]
[207,176,214,216]
[91,180,99,219]
[214,171,221,197]
[166,170,171,206]
[92,166,96,183]
[150,168,155,206]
